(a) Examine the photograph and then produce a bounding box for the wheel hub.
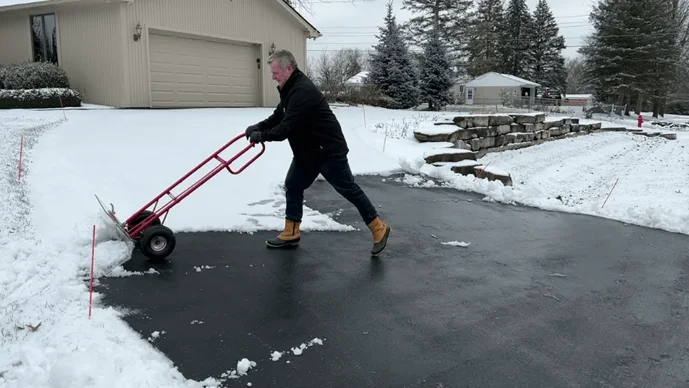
[150,236,167,251]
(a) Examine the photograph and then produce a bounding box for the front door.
[466,88,474,104]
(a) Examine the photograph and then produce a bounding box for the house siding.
[55,2,125,106]
[0,2,125,107]
[472,86,516,105]
[122,0,309,108]
[0,12,32,64]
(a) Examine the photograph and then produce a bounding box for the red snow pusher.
[95,133,265,261]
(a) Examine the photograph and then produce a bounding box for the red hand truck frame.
[95,133,265,261]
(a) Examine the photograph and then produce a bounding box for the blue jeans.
[284,156,378,225]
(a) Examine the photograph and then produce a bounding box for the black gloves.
[249,130,263,143]
[245,124,259,139]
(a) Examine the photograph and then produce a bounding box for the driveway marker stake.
[89,224,96,319]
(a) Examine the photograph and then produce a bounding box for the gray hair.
[268,49,298,69]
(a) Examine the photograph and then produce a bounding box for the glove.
[249,130,263,143]
[245,124,259,140]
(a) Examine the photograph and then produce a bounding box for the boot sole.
[265,238,300,248]
[370,226,391,257]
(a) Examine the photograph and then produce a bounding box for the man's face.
[270,61,293,87]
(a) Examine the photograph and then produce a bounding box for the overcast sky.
[300,0,596,63]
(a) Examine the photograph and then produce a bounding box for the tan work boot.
[266,219,301,248]
[367,217,391,256]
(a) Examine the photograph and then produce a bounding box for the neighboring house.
[449,74,471,104]
[344,70,368,89]
[562,94,594,107]
[463,72,540,106]
[0,0,321,108]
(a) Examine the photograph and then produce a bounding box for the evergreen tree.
[578,0,681,116]
[465,0,506,77]
[366,0,419,109]
[401,0,474,77]
[500,0,532,76]
[525,0,567,92]
[419,25,454,110]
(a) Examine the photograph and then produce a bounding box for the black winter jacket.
[255,68,349,161]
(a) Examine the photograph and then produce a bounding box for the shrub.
[0,88,81,109]
[336,84,399,109]
[3,61,71,89]
[0,61,81,108]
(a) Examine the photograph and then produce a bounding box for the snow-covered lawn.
[1,103,688,387]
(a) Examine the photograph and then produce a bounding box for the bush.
[336,84,399,109]
[0,88,82,109]
[1,61,81,108]
[2,61,71,89]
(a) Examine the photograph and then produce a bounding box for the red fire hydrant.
[638,114,643,127]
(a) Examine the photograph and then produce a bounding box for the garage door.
[148,33,258,108]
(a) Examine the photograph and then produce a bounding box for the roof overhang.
[275,0,321,39]
[0,0,129,12]
[0,0,322,40]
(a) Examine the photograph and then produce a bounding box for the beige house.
[0,0,320,108]
[464,72,540,106]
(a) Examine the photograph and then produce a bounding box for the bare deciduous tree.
[310,48,368,100]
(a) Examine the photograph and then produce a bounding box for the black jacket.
[255,68,349,161]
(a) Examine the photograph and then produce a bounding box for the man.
[245,49,391,256]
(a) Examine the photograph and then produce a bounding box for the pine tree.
[525,0,567,92]
[419,25,454,110]
[366,0,419,109]
[578,0,681,116]
[401,0,474,77]
[500,0,532,76]
[465,0,506,77]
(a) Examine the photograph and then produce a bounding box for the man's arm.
[255,102,283,130]
[261,87,315,142]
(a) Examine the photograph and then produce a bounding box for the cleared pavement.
[97,174,689,387]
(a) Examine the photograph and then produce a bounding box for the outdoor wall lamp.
[133,22,142,41]
[269,42,276,55]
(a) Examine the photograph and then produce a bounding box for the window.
[30,13,58,64]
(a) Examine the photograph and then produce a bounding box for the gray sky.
[300,0,596,63]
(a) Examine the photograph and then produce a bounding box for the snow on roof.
[0,0,49,8]
[465,72,540,88]
[564,94,593,99]
[345,71,369,84]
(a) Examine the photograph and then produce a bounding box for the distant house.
[449,74,471,104]
[0,0,321,108]
[562,94,594,107]
[464,72,540,106]
[344,71,369,89]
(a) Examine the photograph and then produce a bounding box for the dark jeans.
[284,156,378,225]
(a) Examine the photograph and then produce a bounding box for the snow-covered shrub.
[336,84,398,109]
[0,88,81,109]
[0,64,9,88]
[2,61,71,89]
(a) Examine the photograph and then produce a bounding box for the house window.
[30,13,58,64]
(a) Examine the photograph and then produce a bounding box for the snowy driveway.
[98,175,689,388]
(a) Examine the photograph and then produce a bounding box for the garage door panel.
[148,33,258,108]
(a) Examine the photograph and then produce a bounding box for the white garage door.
[148,33,258,108]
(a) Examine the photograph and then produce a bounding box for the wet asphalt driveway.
[97,174,689,388]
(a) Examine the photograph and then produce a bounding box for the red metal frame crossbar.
[125,133,265,238]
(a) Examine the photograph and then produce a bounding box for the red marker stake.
[89,224,96,319]
[18,135,23,181]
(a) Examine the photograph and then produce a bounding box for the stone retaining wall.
[414,113,675,156]
[413,112,677,187]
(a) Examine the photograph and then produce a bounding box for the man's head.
[268,49,298,87]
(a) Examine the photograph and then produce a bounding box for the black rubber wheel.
[139,224,176,260]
